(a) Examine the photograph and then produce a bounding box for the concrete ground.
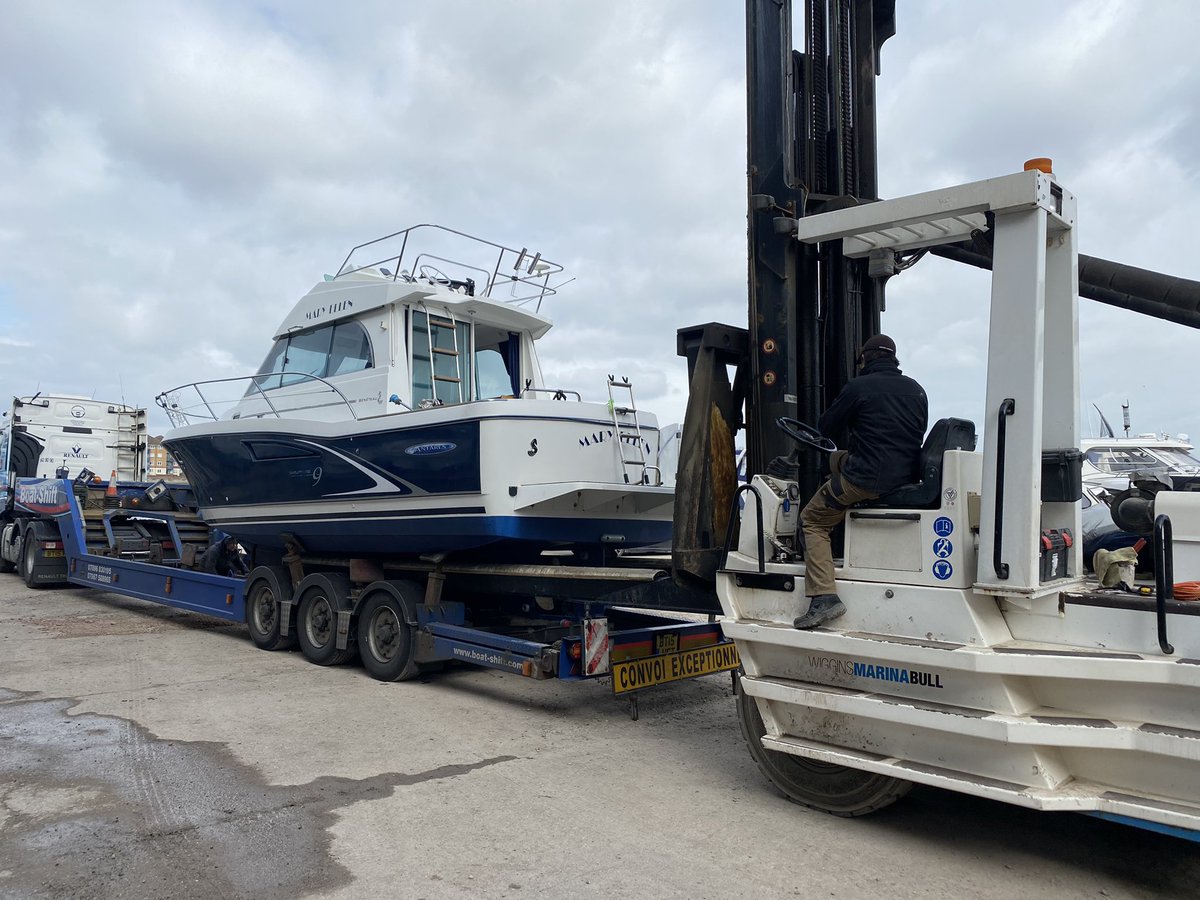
[1,579,1197,900]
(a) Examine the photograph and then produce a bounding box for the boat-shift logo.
[405,441,457,456]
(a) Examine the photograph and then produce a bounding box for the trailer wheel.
[296,579,357,666]
[244,566,296,651]
[356,581,421,682]
[736,674,911,817]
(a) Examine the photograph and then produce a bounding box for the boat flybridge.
[1081,434,1200,493]
[723,169,1200,840]
[157,226,672,561]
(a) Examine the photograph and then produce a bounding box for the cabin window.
[250,320,374,393]
[1085,447,1161,475]
[472,329,520,399]
[475,349,513,399]
[280,328,335,386]
[411,310,472,405]
[328,322,373,376]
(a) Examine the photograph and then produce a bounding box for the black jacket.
[817,357,928,493]
[199,541,248,577]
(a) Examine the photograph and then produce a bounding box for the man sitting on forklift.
[795,334,928,629]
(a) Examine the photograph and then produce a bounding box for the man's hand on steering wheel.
[775,417,837,454]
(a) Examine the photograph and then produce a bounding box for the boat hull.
[164,400,672,557]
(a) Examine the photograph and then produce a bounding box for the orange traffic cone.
[104,470,119,508]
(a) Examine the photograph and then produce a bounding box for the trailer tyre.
[244,566,296,651]
[295,575,357,666]
[735,673,911,817]
[356,580,421,682]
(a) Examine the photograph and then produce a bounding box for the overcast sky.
[1,1,1197,446]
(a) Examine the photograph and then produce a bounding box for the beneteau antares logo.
[405,441,456,456]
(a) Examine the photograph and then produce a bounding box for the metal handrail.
[1153,514,1175,655]
[520,387,582,401]
[721,483,766,573]
[333,224,565,309]
[155,373,364,427]
[993,398,1015,579]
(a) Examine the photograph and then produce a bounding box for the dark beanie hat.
[860,334,896,356]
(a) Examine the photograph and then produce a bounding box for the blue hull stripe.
[218,514,671,555]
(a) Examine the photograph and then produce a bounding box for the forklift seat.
[865,417,977,509]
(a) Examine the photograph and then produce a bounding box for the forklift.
[670,0,1200,838]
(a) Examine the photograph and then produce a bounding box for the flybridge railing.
[155,374,364,427]
[333,224,566,312]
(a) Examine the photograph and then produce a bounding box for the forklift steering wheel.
[776,417,836,454]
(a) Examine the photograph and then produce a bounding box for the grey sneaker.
[794,594,846,629]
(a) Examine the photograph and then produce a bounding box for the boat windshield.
[1084,447,1164,474]
[249,321,374,393]
[1153,448,1200,473]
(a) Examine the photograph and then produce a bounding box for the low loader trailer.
[4,476,737,711]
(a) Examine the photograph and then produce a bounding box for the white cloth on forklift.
[1093,546,1139,588]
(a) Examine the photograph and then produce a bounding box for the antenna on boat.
[1122,400,1131,437]
[1092,403,1115,438]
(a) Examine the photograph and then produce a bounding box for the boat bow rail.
[156,373,364,428]
[334,224,566,312]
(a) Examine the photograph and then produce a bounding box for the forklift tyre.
[735,673,911,817]
[244,566,297,651]
[355,580,421,682]
[295,573,358,667]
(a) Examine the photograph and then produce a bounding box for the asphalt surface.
[1,579,1197,899]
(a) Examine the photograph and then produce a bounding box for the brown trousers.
[800,453,878,597]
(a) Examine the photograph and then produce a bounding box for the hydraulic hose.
[931,244,1200,330]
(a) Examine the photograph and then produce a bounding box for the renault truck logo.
[70,405,86,419]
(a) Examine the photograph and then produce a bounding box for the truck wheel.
[296,579,357,666]
[356,581,421,682]
[22,530,42,590]
[244,566,296,651]
[736,675,911,817]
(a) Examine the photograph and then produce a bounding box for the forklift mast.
[746,0,895,493]
[671,0,893,585]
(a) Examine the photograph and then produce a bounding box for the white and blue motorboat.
[157,226,672,560]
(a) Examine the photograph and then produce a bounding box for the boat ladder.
[606,376,656,485]
[112,406,147,479]
[423,304,465,403]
